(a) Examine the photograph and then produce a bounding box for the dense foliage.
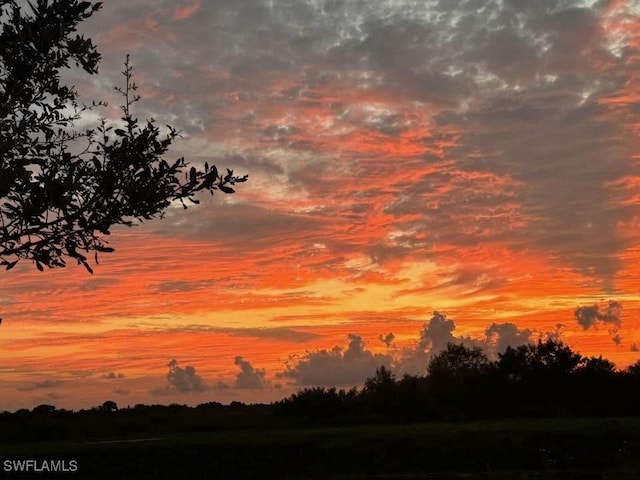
[277,340,640,423]
[0,0,246,272]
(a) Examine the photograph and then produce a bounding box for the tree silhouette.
[426,343,494,419]
[0,1,247,273]
[577,356,616,377]
[363,366,400,418]
[97,400,118,413]
[427,342,490,379]
[496,340,585,416]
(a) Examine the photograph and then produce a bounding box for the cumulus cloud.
[167,359,207,392]
[151,359,208,395]
[574,300,623,330]
[18,380,63,391]
[418,312,455,353]
[485,322,534,354]
[233,356,268,390]
[396,312,535,375]
[280,334,392,387]
[294,308,627,386]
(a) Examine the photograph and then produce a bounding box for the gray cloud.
[154,280,215,294]
[280,334,392,387]
[574,300,623,330]
[396,312,536,375]
[153,198,326,252]
[212,380,231,390]
[113,388,130,396]
[102,372,125,379]
[612,332,622,346]
[18,379,63,391]
[152,359,208,395]
[631,343,639,352]
[233,356,268,390]
[76,0,640,291]
[418,312,455,353]
[167,359,207,392]
[485,322,534,354]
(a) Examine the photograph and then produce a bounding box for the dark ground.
[1,417,639,479]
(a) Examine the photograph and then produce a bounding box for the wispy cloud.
[18,380,64,391]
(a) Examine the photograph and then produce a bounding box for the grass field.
[1,417,640,479]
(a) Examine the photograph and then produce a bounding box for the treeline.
[0,402,276,443]
[3,340,640,443]
[275,340,640,423]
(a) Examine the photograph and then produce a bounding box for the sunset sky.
[1,0,640,411]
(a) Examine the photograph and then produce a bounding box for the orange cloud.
[172,0,201,21]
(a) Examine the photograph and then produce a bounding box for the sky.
[1,0,640,411]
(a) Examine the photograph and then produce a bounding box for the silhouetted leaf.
[4,260,18,271]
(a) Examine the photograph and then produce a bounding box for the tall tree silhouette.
[426,343,493,420]
[0,1,247,273]
[496,339,584,416]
